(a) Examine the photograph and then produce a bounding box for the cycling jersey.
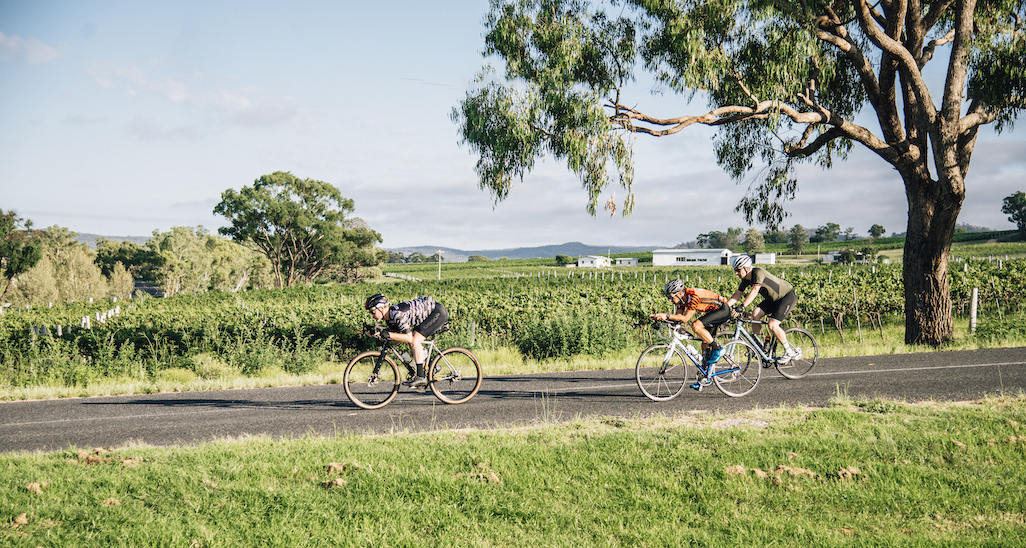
[674,288,727,314]
[737,267,793,302]
[385,296,438,334]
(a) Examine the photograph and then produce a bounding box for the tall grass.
[2,396,1024,547]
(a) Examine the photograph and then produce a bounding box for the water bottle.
[683,344,701,363]
[399,352,412,365]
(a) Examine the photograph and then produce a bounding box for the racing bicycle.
[716,317,819,379]
[343,325,483,409]
[636,320,761,400]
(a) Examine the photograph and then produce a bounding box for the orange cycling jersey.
[677,288,727,313]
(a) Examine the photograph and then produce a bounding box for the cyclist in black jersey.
[364,293,449,388]
[725,255,800,363]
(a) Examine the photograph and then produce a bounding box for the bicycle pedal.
[415,386,427,393]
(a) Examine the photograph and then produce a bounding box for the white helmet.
[731,254,753,270]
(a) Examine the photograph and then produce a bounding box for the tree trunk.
[902,172,964,345]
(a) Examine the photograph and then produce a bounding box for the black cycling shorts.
[414,303,449,337]
[757,290,797,321]
[697,303,731,337]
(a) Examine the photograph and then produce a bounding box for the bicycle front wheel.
[636,344,690,401]
[776,327,818,379]
[343,351,400,410]
[429,347,483,404]
[712,340,761,397]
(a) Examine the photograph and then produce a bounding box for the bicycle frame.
[657,322,739,382]
[721,319,775,364]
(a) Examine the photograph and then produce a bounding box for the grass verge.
[3,395,1025,547]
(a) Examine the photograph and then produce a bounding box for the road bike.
[716,317,819,379]
[343,325,483,409]
[636,320,761,400]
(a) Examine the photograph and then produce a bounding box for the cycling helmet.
[663,278,685,297]
[731,254,753,271]
[364,293,388,310]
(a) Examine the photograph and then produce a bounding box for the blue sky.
[2,0,1024,252]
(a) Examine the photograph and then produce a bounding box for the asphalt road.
[2,347,1024,454]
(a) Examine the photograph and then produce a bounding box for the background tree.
[453,0,1026,345]
[764,227,788,244]
[742,227,765,254]
[0,209,42,302]
[553,254,572,265]
[1002,191,1026,239]
[810,223,841,243]
[470,254,493,262]
[868,224,887,239]
[95,238,154,279]
[788,224,809,257]
[214,171,383,288]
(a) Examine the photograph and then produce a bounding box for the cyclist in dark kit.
[726,254,799,363]
[364,293,448,388]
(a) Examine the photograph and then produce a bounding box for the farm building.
[577,255,612,268]
[615,258,638,267]
[652,249,732,267]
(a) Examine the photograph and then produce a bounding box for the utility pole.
[437,250,443,280]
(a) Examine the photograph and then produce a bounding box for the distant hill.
[75,233,150,248]
[387,242,667,262]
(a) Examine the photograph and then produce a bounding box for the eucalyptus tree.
[215,171,383,288]
[0,210,42,302]
[453,0,1025,345]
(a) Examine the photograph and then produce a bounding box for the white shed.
[652,249,732,267]
[615,258,638,267]
[754,253,777,264]
[577,255,612,268]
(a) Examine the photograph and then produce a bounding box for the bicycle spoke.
[343,352,400,409]
[429,348,483,404]
[636,344,689,401]
[776,328,819,379]
[712,341,760,397]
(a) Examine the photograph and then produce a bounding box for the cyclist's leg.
[412,303,449,375]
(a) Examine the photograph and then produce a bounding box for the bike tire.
[343,351,401,410]
[776,327,819,379]
[712,340,761,397]
[635,344,690,401]
[429,347,483,404]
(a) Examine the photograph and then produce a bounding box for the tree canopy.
[454,0,1025,345]
[1002,191,1026,238]
[214,172,383,287]
[0,210,43,302]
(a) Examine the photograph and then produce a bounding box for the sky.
[2,0,1024,253]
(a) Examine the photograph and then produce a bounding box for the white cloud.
[0,31,63,65]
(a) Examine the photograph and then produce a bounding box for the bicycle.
[636,320,761,400]
[716,317,818,379]
[342,325,483,409]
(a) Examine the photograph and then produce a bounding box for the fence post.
[853,288,863,343]
[969,287,978,333]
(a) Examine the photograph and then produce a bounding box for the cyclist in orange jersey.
[649,278,731,367]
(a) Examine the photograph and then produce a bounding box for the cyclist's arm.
[726,286,761,309]
[650,304,695,324]
[384,330,415,345]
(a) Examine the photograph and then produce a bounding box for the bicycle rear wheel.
[429,348,483,404]
[635,344,689,401]
[343,351,400,409]
[712,340,760,397]
[776,327,818,379]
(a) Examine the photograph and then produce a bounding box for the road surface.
[1,347,1023,453]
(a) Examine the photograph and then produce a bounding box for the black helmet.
[364,293,388,310]
[663,279,685,297]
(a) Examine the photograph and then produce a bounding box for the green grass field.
[3,395,1024,547]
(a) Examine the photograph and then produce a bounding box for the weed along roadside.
[2,397,1025,546]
